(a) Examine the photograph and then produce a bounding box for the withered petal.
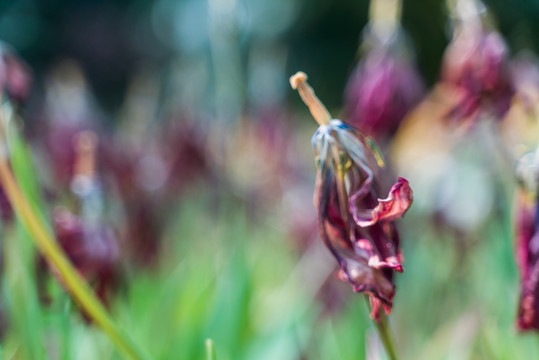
[516,193,539,331]
[351,177,413,227]
[311,119,410,320]
[338,257,396,307]
[315,167,397,308]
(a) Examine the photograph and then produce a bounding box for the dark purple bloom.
[515,194,539,330]
[515,151,539,330]
[35,131,122,310]
[313,119,413,319]
[0,185,13,222]
[0,44,32,102]
[52,207,121,305]
[441,24,514,123]
[101,120,209,265]
[290,71,413,319]
[41,124,96,187]
[345,51,424,141]
[509,53,539,114]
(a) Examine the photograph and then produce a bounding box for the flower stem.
[0,141,148,360]
[374,310,399,360]
[205,339,217,360]
[369,0,401,29]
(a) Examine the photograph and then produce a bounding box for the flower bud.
[441,1,514,122]
[0,44,32,103]
[345,48,424,141]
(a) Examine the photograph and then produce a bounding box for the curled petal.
[351,177,413,227]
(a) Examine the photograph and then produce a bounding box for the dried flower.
[500,53,539,158]
[515,150,539,330]
[291,72,413,319]
[509,53,539,114]
[345,41,424,141]
[441,0,514,123]
[0,43,32,103]
[52,207,120,305]
[103,120,210,265]
[45,131,121,306]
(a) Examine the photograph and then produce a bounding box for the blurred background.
[0,0,539,359]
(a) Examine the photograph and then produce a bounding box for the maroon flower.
[291,72,413,319]
[441,9,514,123]
[313,119,413,319]
[53,207,120,305]
[510,53,539,114]
[0,184,13,222]
[345,50,424,141]
[101,120,210,266]
[0,44,32,223]
[38,131,122,308]
[0,44,32,103]
[515,151,539,330]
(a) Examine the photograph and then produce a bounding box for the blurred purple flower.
[345,51,424,141]
[515,151,539,331]
[52,207,121,305]
[42,124,96,187]
[510,52,539,113]
[515,195,539,330]
[0,45,32,103]
[39,131,122,308]
[0,185,13,222]
[441,27,514,122]
[313,119,413,320]
[161,121,210,193]
[101,120,210,265]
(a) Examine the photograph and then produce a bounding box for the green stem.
[0,142,148,360]
[374,311,399,360]
[205,339,217,360]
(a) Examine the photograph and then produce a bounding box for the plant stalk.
[205,339,217,360]
[0,146,148,360]
[374,309,399,360]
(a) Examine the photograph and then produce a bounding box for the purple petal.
[516,195,539,330]
[351,177,413,227]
